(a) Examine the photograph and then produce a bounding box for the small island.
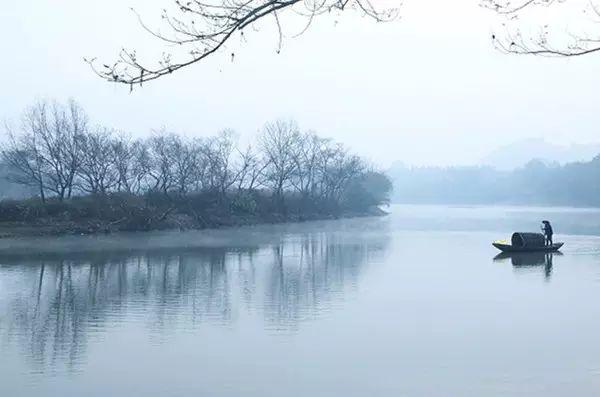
[0,100,391,238]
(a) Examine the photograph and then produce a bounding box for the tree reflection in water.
[0,230,389,372]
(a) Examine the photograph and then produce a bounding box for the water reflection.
[0,231,389,373]
[494,252,562,280]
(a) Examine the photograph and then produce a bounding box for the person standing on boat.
[541,220,554,246]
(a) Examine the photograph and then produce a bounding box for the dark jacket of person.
[542,222,553,236]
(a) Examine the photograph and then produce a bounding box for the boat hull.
[492,242,563,253]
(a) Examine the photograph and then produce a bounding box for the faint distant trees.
[2,100,392,214]
[388,157,600,206]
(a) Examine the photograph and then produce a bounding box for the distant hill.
[481,138,600,170]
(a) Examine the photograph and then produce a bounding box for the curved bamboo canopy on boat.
[511,232,546,248]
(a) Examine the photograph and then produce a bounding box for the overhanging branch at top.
[483,0,600,57]
[87,0,400,89]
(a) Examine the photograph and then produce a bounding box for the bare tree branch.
[485,0,600,57]
[88,0,400,87]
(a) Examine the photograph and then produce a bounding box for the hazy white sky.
[1,0,599,167]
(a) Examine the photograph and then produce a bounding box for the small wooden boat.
[492,232,563,253]
[493,242,564,253]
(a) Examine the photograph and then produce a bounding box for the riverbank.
[0,193,387,238]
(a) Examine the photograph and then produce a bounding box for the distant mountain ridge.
[481,138,600,170]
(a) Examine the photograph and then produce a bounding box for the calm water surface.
[1,204,600,396]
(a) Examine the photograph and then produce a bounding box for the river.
[1,205,600,396]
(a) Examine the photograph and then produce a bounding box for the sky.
[1,0,599,167]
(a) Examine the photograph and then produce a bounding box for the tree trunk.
[39,184,46,204]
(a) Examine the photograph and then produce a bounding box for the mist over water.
[2,205,600,396]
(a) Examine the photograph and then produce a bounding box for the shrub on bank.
[0,185,387,235]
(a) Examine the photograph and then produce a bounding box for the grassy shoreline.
[0,193,387,238]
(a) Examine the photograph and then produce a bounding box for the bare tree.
[112,136,145,194]
[235,144,268,191]
[2,100,87,201]
[42,100,87,200]
[2,125,47,202]
[168,135,201,195]
[88,0,399,87]
[317,142,363,201]
[260,120,301,199]
[291,131,326,198]
[485,0,600,56]
[203,129,240,196]
[147,133,176,194]
[77,127,119,194]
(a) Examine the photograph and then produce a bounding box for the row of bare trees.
[2,100,385,208]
